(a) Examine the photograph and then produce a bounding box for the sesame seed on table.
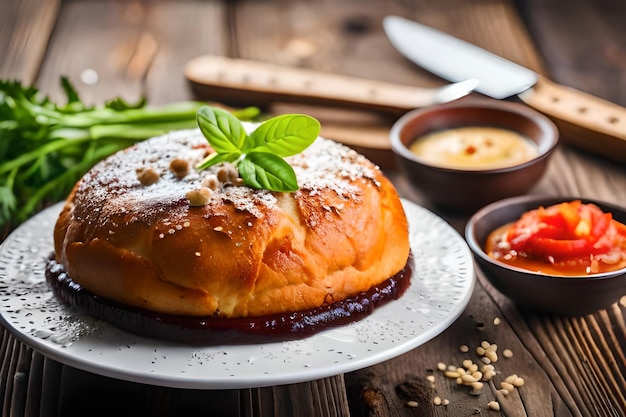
[1,0,625,416]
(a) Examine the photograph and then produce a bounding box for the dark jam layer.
[45,257,412,345]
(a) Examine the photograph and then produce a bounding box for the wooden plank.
[516,0,626,163]
[36,0,151,104]
[227,0,550,165]
[8,344,32,417]
[4,1,237,415]
[139,0,228,104]
[346,281,575,417]
[232,0,546,90]
[230,0,429,163]
[268,377,352,416]
[231,1,559,416]
[0,331,13,417]
[36,0,227,105]
[1,338,19,417]
[24,352,44,417]
[0,1,625,416]
[0,0,61,83]
[38,358,62,417]
[387,155,626,417]
[516,0,626,106]
[232,0,425,85]
[433,12,626,407]
[230,0,626,416]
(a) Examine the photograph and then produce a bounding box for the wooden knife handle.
[184,55,440,114]
[519,76,626,163]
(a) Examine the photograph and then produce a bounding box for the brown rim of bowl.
[390,99,559,173]
[465,194,626,280]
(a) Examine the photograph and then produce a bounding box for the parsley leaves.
[0,77,259,229]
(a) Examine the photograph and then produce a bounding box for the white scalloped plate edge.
[0,199,474,389]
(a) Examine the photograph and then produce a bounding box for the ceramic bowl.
[465,195,626,315]
[390,98,559,211]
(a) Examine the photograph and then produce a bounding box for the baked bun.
[50,127,410,340]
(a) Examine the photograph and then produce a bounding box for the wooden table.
[1,0,625,416]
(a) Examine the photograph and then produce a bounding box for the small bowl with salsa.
[390,98,558,211]
[465,195,626,315]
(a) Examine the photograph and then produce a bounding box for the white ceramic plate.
[0,199,474,389]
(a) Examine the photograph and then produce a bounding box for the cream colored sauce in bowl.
[409,126,539,169]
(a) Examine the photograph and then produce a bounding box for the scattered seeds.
[462,374,477,383]
[432,335,526,410]
[504,374,519,385]
[471,381,484,391]
[481,365,496,381]
[493,317,501,325]
[406,400,419,408]
[501,381,515,392]
[445,370,460,379]
[488,401,501,411]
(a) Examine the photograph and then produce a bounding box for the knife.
[383,15,626,163]
[184,55,477,114]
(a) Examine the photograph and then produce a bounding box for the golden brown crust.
[53,128,409,318]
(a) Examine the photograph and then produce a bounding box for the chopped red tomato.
[506,201,626,262]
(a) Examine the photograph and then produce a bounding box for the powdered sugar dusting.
[290,137,379,200]
[71,127,380,227]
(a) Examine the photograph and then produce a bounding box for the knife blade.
[383,15,626,162]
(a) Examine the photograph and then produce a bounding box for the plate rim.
[0,199,474,389]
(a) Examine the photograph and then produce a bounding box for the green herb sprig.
[0,78,259,230]
[196,106,320,192]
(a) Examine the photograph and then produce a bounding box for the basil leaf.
[197,106,247,153]
[195,106,321,193]
[238,152,298,192]
[246,114,320,156]
[196,151,241,170]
